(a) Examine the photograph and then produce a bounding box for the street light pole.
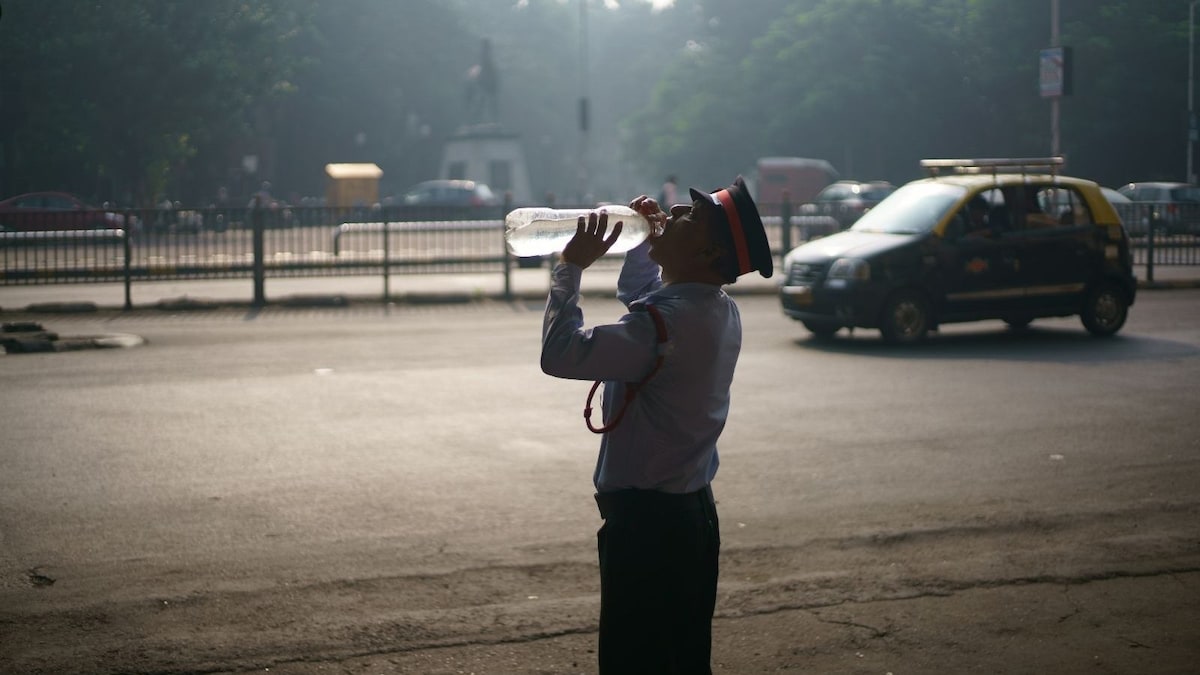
[578,0,590,203]
[1189,1,1196,184]
[1050,0,1060,157]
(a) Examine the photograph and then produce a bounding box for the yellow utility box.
[324,163,383,207]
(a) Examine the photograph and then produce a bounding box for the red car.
[0,191,132,232]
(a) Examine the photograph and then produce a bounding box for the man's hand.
[561,210,623,270]
[631,195,669,237]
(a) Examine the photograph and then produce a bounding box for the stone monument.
[440,39,533,204]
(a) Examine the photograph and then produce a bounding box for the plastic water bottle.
[504,205,653,257]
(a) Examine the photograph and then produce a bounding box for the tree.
[1060,0,1191,186]
[268,0,476,200]
[0,0,314,205]
[621,0,1191,188]
[1,0,1190,206]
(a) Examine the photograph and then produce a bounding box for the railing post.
[123,212,133,311]
[252,200,266,306]
[543,192,557,279]
[502,192,513,300]
[780,190,792,267]
[382,205,391,303]
[1145,203,1155,283]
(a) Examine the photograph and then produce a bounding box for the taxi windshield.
[850,182,968,235]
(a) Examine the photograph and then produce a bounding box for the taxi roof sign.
[920,157,1064,176]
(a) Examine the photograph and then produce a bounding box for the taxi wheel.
[1081,282,1128,337]
[802,320,839,339]
[879,290,930,344]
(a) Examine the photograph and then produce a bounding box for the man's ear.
[700,243,724,261]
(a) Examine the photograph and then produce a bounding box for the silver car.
[1117,181,1200,235]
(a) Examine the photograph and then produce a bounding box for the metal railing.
[1,204,518,308]
[3,199,1197,308]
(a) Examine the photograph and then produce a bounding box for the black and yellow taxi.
[778,157,1136,343]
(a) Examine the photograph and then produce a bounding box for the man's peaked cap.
[689,175,773,279]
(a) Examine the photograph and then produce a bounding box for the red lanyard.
[584,304,669,434]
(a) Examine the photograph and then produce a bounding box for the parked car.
[1097,186,1141,235]
[800,180,896,229]
[1101,186,1131,204]
[398,179,499,208]
[0,191,133,232]
[1116,181,1200,235]
[779,157,1136,343]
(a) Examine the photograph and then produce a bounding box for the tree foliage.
[0,0,1191,206]
[0,0,315,205]
[268,0,474,200]
[625,0,1192,190]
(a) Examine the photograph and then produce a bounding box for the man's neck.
[662,267,727,287]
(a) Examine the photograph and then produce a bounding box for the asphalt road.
[1,289,1198,674]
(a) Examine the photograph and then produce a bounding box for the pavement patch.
[22,301,99,313]
[1,321,145,354]
[278,294,351,308]
[156,296,223,311]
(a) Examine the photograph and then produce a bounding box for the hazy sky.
[522,0,676,9]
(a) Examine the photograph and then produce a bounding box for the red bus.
[755,157,838,215]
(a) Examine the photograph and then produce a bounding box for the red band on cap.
[715,189,751,275]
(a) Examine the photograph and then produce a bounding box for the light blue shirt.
[541,242,743,494]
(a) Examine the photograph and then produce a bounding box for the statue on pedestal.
[445,38,532,203]
[465,39,499,126]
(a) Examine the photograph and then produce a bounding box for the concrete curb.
[1139,278,1200,290]
[2,273,1198,315]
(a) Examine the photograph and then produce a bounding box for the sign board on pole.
[1039,46,1072,98]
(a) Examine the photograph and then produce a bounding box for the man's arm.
[616,194,666,307]
[541,262,656,382]
[541,211,656,382]
[617,239,661,308]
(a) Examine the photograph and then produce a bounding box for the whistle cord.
[584,304,668,434]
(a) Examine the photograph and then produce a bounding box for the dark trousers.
[595,486,720,675]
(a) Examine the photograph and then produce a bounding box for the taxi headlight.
[827,257,870,282]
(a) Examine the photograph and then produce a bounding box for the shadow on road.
[792,325,1200,363]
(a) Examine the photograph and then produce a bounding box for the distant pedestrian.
[659,174,678,208]
[249,181,272,208]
